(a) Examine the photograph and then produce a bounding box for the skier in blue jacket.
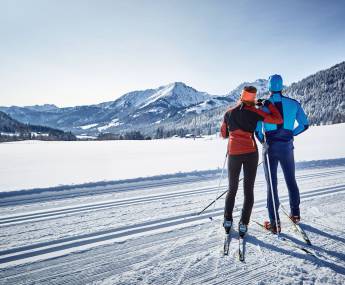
[255,74,309,233]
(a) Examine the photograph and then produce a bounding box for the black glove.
[256,99,271,107]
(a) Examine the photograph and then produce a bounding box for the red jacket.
[221,103,283,155]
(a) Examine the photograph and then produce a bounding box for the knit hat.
[268,74,283,92]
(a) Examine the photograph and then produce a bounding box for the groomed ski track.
[1,159,345,284]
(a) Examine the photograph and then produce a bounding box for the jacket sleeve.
[253,103,283,124]
[255,121,264,143]
[220,113,229,138]
[293,103,309,136]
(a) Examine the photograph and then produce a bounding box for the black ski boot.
[223,219,233,234]
[238,222,248,237]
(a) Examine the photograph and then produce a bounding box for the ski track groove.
[1,214,343,285]
[0,175,219,207]
[26,213,338,284]
[3,215,236,284]
[0,181,342,258]
[1,165,345,284]
[1,168,344,227]
[1,224,223,284]
[1,183,345,266]
[0,228,201,276]
[0,172,342,241]
[1,167,343,210]
[39,239,221,285]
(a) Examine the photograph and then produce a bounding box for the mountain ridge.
[1,61,344,137]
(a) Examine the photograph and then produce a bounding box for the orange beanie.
[240,89,256,102]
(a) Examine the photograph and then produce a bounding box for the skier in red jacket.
[220,86,283,237]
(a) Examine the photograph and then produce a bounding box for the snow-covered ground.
[0,123,344,192]
[0,159,344,284]
[0,123,345,284]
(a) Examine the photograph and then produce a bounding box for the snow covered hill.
[226,78,269,101]
[123,82,211,109]
[23,104,59,112]
[102,82,231,135]
[286,61,345,125]
[0,111,76,141]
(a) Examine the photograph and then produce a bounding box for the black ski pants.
[224,151,259,225]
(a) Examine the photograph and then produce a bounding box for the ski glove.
[256,99,271,108]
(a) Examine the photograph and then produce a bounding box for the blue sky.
[1,0,344,107]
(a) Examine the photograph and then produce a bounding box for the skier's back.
[256,74,309,233]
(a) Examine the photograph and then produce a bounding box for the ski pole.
[264,135,280,237]
[196,152,227,216]
[211,152,228,211]
[196,187,227,216]
[197,160,263,216]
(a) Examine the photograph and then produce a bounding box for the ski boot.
[223,219,233,234]
[238,222,248,237]
[289,215,301,224]
[264,220,281,234]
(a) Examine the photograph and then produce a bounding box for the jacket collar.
[270,92,282,102]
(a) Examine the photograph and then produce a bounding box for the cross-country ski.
[253,220,315,257]
[280,203,312,245]
[223,233,231,256]
[238,236,245,262]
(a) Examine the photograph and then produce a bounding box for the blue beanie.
[268,74,283,92]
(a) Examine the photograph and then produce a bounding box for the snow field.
[0,123,344,192]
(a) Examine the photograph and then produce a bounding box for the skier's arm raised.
[252,102,283,124]
[245,102,283,124]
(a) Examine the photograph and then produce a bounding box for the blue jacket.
[255,92,309,146]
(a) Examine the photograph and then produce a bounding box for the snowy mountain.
[285,61,345,125]
[164,79,272,136]
[226,78,269,101]
[0,61,344,137]
[112,82,211,110]
[0,82,232,136]
[171,62,345,137]
[106,82,232,135]
[23,104,59,112]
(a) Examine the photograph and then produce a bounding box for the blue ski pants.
[263,144,300,225]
